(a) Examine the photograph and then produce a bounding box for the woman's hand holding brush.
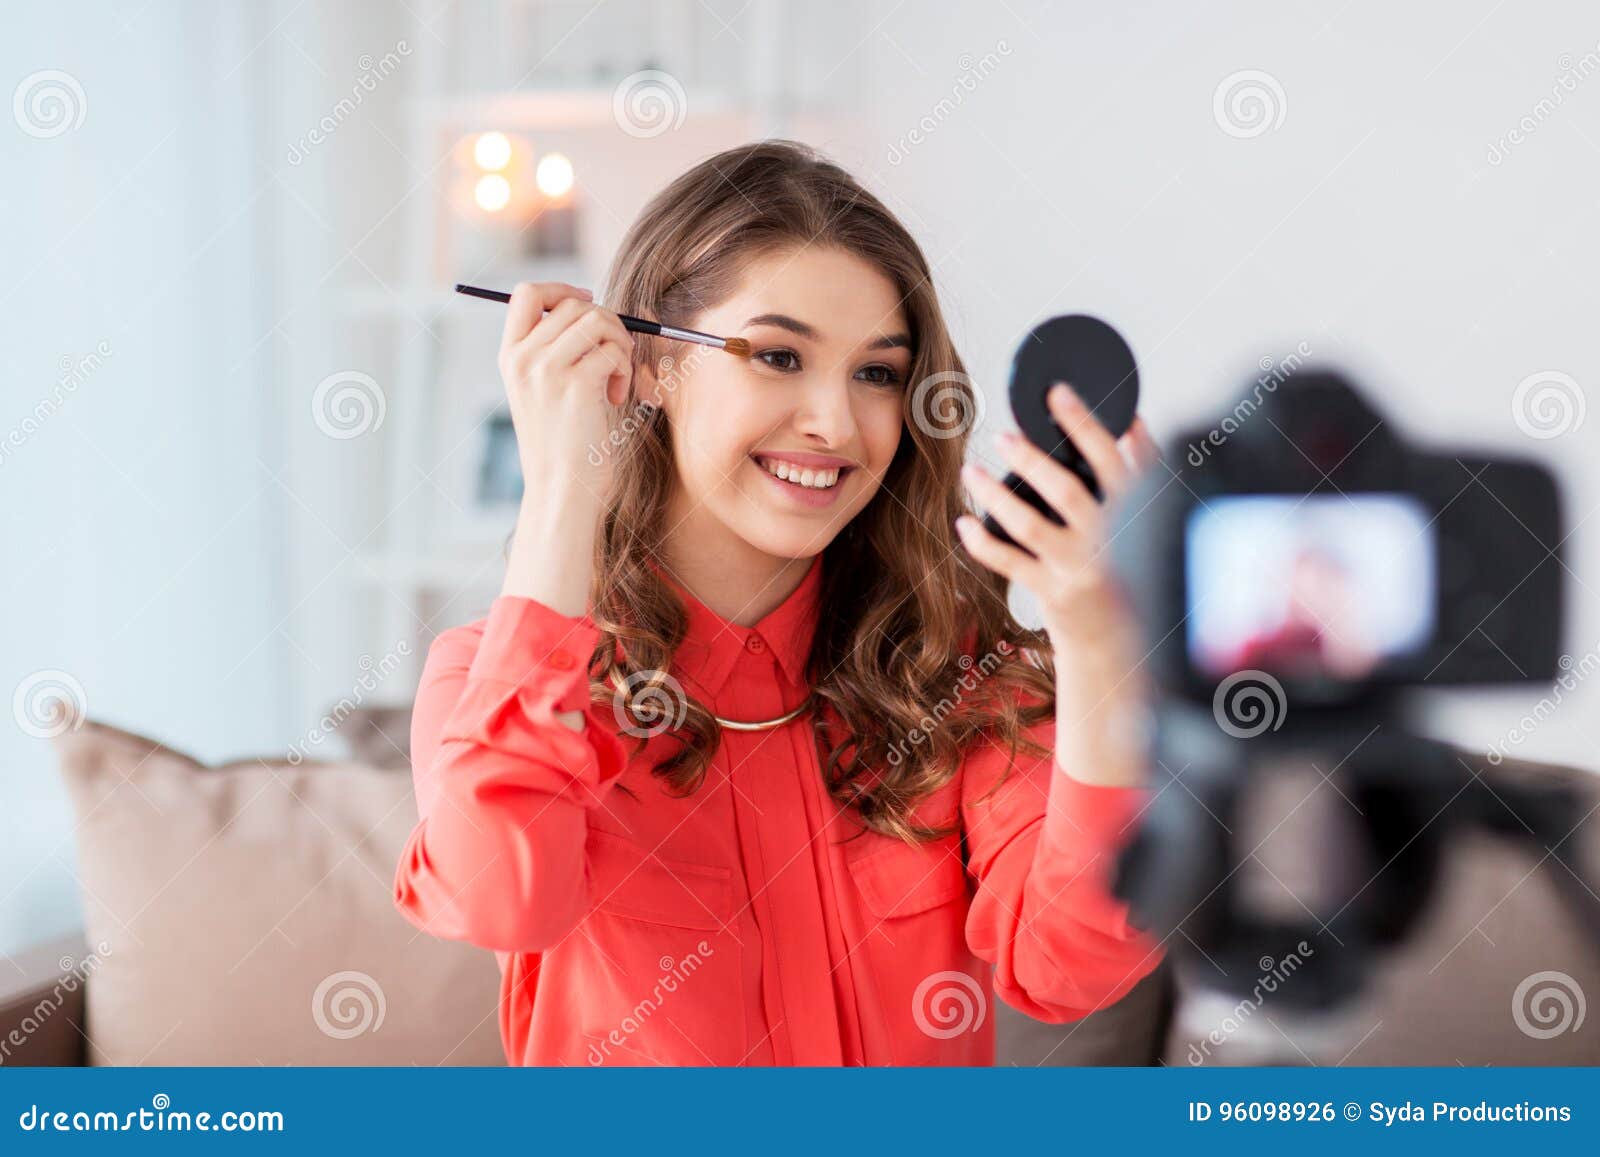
[496,281,634,621]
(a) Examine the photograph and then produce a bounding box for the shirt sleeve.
[960,707,1165,1023]
[392,595,628,953]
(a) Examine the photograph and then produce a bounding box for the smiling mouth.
[751,454,854,491]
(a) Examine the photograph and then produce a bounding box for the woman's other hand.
[956,383,1163,787]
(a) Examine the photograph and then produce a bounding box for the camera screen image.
[1184,493,1436,681]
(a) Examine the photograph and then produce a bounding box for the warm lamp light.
[535,152,575,198]
[474,173,512,212]
[473,131,512,171]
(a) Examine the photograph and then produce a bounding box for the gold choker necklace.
[606,670,813,732]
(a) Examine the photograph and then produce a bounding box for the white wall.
[1,3,288,954]
[821,0,1599,772]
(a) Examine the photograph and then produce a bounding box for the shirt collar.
[647,554,823,697]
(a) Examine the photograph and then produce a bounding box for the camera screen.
[1185,493,1436,680]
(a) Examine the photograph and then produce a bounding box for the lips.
[749,455,853,508]
[753,454,846,490]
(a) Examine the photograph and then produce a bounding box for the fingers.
[500,297,585,386]
[499,281,591,354]
[525,297,599,357]
[954,513,1044,588]
[573,332,636,406]
[960,460,1078,561]
[1047,383,1131,498]
[1120,415,1163,472]
[544,303,632,368]
[993,430,1101,531]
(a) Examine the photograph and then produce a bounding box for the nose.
[790,371,858,449]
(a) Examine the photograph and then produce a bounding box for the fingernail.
[1052,383,1076,403]
[998,430,1019,446]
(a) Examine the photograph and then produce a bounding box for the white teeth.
[757,457,841,489]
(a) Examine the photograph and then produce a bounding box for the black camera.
[1102,364,1598,1016]
[1116,367,1565,708]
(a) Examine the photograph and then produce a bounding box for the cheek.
[863,397,906,472]
[669,374,772,484]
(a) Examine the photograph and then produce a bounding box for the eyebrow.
[743,312,912,352]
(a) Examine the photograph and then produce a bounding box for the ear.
[634,354,664,408]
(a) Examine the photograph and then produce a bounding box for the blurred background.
[2,0,1596,963]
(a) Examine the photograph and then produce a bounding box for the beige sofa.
[3,715,1595,1066]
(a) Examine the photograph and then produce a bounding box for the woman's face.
[655,245,911,562]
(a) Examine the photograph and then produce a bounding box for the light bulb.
[474,173,512,212]
[535,152,575,198]
[473,131,512,171]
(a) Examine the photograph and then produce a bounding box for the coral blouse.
[393,553,1164,1066]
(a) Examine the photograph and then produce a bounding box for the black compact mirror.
[979,314,1141,552]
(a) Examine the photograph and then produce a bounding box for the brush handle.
[453,283,728,350]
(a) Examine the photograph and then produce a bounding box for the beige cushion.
[54,717,504,1066]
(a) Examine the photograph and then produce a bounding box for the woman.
[393,140,1166,1066]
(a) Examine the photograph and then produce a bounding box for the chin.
[731,524,842,560]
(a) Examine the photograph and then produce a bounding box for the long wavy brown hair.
[582,140,1056,843]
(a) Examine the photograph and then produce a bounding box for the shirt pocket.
[845,834,988,1064]
[576,829,745,1066]
[848,834,970,919]
[584,828,734,929]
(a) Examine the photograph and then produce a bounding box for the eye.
[755,348,801,372]
[855,363,904,389]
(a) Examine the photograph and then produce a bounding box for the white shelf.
[411,87,741,129]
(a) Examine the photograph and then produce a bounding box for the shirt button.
[744,634,767,654]
[548,651,575,670]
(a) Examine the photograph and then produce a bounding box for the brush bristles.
[720,337,751,358]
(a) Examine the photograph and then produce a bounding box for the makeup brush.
[454,283,751,358]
